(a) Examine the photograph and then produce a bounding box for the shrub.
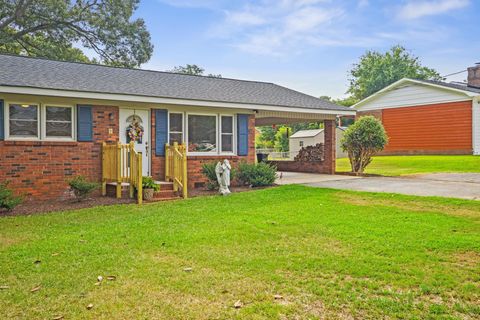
[237,162,277,187]
[142,176,160,191]
[68,176,98,201]
[340,116,388,174]
[201,162,236,190]
[0,181,23,211]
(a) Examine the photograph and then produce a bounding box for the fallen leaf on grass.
[97,276,103,282]
[94,282,101,286]
[274,294,283,300]
[52,315,64,320]
[51,253,59,257]
[234,300,243,309]
[86,303,94,310]
[106,275,116,281]
[183,267,193,272]
[30,286,41,293]
[0,285,9,290]
[34,260,41,265]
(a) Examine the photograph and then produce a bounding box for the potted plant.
[142,176,159,201]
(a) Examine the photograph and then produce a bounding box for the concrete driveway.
[277,172,480,200]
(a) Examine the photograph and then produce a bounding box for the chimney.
[467,63,480,88]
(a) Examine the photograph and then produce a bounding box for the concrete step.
[155,181,174,191]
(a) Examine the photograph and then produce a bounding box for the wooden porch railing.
[101,141,143,204]
[165,142,188,199]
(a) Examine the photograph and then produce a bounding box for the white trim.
[167,112,184,145]
[353,78,479,110]
[219,114,236,155]
[42,104,76,142]
[0,85,356,116]
[186,112,219,156]
[5,102,41,141]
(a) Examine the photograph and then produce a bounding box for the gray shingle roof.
[418,79,480,94]
[0,54,350,112]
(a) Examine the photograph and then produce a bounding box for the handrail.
[102,141,143,204]
[165,142,188,199]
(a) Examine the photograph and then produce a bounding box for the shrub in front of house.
[68,176,99,201]
[340,116,388,174]
[0,181,23,211]
[237,162,277,187]
[201,162,236,190]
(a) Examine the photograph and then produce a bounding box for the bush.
[68,176,98,201]
[237,162,277,187]
[0,181,23,211]
[142,176,159,191]
[201,162,236,190]
[340,116,388,174]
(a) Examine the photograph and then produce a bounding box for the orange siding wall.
[382,101,472,155]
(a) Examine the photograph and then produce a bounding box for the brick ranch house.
[0,54,355,200]
[354,64,480,155]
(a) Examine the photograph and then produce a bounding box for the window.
[169,113,183,144]
[8,103,39,138]
[6,102,75,141]
[220,115,234,153]
[187,114,217,153]
[299,141,304,147]
[44,105,73,139]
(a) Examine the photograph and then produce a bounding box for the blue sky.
[136,0,479,99]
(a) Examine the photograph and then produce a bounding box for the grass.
[1,185,479,319]
[336,155,480,176]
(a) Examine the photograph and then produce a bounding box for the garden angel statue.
[215,159,232,195]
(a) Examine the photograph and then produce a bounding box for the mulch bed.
[0,196,135,217]
[1,186,275,217]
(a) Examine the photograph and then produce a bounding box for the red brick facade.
[268,120,336,174]
[1,106,256,199]
[0,105,119,199]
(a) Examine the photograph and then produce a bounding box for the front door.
[119,109,150,176]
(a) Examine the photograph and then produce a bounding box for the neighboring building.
[0,54,355,200]
[289,127,347,159]
[354,64,480,155]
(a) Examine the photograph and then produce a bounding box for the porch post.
[323,120,336,174]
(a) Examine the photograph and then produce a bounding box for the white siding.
[473,98,480,155]
[358,84,471,111]
[289,128,346,159]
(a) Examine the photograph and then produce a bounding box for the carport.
[255,108,355,174]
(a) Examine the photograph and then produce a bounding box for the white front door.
[119,109,150,176]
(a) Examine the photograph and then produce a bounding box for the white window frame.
[42,104,76,141]
[168,112,184,145]
[186,112,219,156]
[5,102,41,141]
[219,114,236,155]
[4,102,76,142]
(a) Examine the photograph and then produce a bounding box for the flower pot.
[143,188,154,201]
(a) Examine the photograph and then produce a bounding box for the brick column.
[323,119,336,174]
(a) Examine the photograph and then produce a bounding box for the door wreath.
[126,117,144,143]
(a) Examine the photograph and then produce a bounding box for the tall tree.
[0,0,153,67]
[348,45,442,100]
[170,64,222,78]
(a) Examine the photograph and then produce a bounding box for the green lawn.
[1,186,479,319]
[337,155,480,176]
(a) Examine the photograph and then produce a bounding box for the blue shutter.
[77,105,93,142]
[155,109,168,156]
[0,100,4,140]
[237,114,249,156]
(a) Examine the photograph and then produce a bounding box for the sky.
[135,0,480,99]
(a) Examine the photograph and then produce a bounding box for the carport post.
[323,120,336,174]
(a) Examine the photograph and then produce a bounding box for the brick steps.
[105,181,181,202]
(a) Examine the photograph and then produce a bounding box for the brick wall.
[268,119,336,174]
[0,105,118,199]
[150,112,256,188]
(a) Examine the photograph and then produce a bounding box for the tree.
[0,0,153,67]
[340,116,388,174]
[170,64,222,77]
[348,45,442,100]
[274,126,290,152]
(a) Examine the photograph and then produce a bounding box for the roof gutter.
[0,85,356,116]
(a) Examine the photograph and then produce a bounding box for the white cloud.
[397,0,470,20]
